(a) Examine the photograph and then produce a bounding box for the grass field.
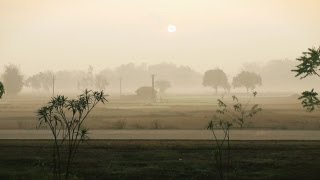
[0,94,320,130]
[0,140,319,180]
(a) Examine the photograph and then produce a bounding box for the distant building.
[135,86,157,99]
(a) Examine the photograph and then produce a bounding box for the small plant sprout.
[37,89,108,180]
[207,92,261,180]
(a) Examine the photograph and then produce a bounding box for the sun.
[167,24,176,33]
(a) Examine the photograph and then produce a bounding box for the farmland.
[0,93,319,179]
[0,93,319,131]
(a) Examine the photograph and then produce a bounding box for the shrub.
[207,92,261,179]
[37,90,108,180]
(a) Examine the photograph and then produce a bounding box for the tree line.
[3,59,318,96]
[0,63,262,96]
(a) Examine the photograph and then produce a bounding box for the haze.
[1,0,320,75]
[2,1,320,179]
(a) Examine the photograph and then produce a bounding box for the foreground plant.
[37,90,108,180]
[207,92,261,180]
[292,46,320,112]
[0,81,4,99]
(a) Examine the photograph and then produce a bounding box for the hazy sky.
[1,0,320,75]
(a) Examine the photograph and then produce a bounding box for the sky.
[1,0,320,75]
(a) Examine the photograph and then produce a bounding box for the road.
[0,129,320,140]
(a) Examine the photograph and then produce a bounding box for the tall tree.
[203,68,229,94]
[292,46,320,111]
[155,80,171,94]
[232,71,262,92]
[2,64,23,96]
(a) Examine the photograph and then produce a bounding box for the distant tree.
[95,73,109,90]
[155,80,171,94]
[203,69,229,94]
[0,81,4,99]
[2,64,23,96]
[136,86,157,99]
[292,46,320,112]
[115,63,149,89]
[40,71,54,92]
[242,62,262,74]
[25,71,53,92]
[25,75,42,91]
[78,66,95,90]
[232,71,262,92]
[223,83,231,93]
[149,63,202,89]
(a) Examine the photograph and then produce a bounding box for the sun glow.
[167,24,176,33]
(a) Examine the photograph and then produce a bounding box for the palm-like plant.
[292,46,320,112]
[37,90,108,180]
[0,81,4,99]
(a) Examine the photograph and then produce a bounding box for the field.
[0,140,319,180]
[0,93,320,130]
[1,93,320,179]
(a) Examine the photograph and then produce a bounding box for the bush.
[37,90,108,180]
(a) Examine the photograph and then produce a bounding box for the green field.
[0,140,319,180]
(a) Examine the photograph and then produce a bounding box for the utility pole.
[151,74,156,102]
[119,77,122,98]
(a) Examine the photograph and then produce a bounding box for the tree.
[149,63,202,89]
[222,83,231,93]
[25,74,42,91]
[203,69,229,94]
[37,90,108,180]
[136,86,157,100]
[0,81,4,99]
[292,46,320,112]
[1,64,24,96]
[232,71,262,92]
[40,71,54,92]
[78,66,95,90]
[95,73,109,90]
[155,80,171,94]
[25,71,53,92]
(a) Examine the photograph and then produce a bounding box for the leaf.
[217,99,227,108]
[232,95,238,102]
[298,89,320,112]
[253,91,257,97]
[292,47,320,79]
[0,81,5,99]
